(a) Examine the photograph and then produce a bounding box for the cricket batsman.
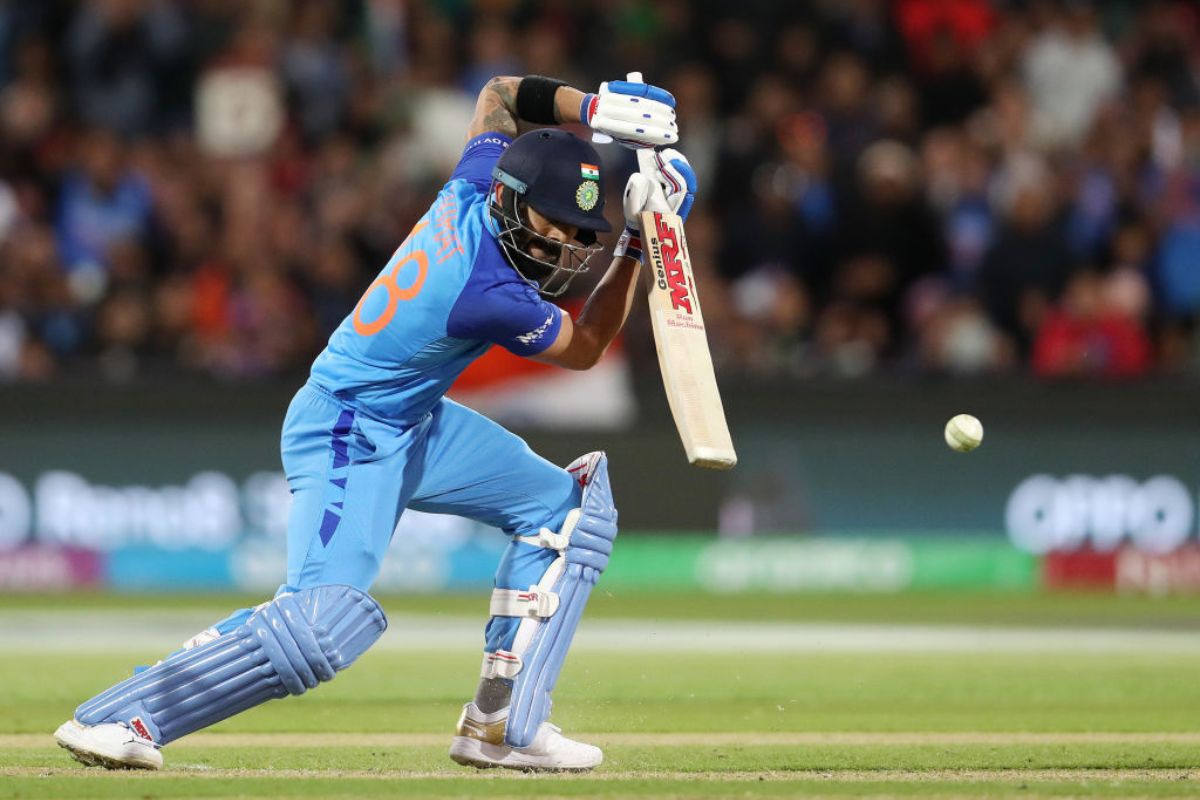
[54,73,697,773]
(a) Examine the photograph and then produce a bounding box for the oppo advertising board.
[1006,474,1196,555]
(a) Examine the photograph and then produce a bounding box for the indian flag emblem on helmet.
[576,180,599,211]
[580,163,600,181]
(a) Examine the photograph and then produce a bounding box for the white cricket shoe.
[448,702,602,772]
[54,719,163,770]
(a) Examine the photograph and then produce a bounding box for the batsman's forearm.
[470,76,587,140]
[572,256,642,366]
[486,75,586,124]
[553,85,587,124]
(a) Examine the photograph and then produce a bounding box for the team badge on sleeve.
[576,181,599,211]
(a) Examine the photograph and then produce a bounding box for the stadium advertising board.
[3,381,1200,593]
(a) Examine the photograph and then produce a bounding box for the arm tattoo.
[473,76,521,138]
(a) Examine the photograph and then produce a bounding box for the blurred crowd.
[0,0,1198,383]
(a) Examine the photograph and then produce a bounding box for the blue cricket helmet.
[492,129,612,244]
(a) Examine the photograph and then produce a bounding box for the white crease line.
[2,612,1199,653]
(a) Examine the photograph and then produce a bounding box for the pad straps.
[490,587,560,619]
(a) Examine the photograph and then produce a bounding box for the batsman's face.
[524,205,579,263]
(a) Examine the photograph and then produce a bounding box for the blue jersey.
[309,133,564,426]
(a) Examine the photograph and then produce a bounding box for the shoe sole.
[448,736,598,773]
[54,723,161,771]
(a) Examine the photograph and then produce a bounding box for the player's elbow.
[561,346,604,371]
[543,340,606,371]
[482,75,520,99]
[533,322,610,370]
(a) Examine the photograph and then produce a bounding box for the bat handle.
[636,147,656,175]
[621,72,659,173]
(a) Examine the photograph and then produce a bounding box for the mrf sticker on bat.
[649,213,693,315]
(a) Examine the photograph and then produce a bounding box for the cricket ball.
[944,413,984,453]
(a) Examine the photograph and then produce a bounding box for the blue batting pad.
[505,454,617,748]
[75,585,386,745]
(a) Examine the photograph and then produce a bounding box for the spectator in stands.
[1022,0,1120,150]
[832,139,944,351]
[978,152,1075,354]
[0,0,1197,382]
[65,0,188,136]
[913,288,1015,375]
[54,129,153,290]
[1127,1,1200,111]
[1152,110,1200,320]
[1032,270,1152,378]
[922,129,994,289]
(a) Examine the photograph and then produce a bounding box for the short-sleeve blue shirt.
[308,133,563,426]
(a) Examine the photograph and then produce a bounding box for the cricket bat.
[638,202,736,470]
[626,71,736,469]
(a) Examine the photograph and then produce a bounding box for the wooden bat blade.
[641,209,737,470]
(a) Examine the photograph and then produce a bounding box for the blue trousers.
[221,382,579,654]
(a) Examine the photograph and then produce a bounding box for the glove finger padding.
[653,148,697,222]
[595,102,676,127]
[591,114,678,147]
[623,172,670,232]
[601,80,676,107]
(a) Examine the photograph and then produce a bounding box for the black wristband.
[516,75,568,125]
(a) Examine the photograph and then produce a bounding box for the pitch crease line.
[7,731,1200,749]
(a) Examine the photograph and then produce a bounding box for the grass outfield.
[6,589,1200,629]
[2,593,1199,797]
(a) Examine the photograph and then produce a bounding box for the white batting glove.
[645,148,696,221]
[580,79,678,149]
[614,149,697,261]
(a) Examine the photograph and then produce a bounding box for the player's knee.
[511,452,618,572]
[546,461,587,531]
[563,452,618,573]
[246,584,387,695]
[492,451,617,598]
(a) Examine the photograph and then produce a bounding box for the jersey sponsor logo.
[467,135,510,152]
[575,180,599,211]
[516,311,556,346]
[129,717,154,743]
[652,214,693,314]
